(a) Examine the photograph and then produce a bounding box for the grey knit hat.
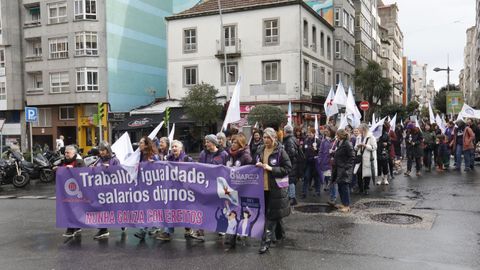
[205,134,219,146]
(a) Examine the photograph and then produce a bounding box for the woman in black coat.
[332,129,354,213]
[254,128,292,254]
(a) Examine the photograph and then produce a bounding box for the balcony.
[24,4,41,28]
[312,83,328,98]
[215,39,241,59]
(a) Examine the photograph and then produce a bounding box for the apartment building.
[166,0,335,125]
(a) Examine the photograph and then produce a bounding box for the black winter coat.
[377,131,391,161]
[283,135,299,183]
[332,139,354,184]
[254,143,292,220]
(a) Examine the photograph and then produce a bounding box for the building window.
[349,14,355,34]
[263,61,280,83]
[0,82,5,100]
[327,71,332,86]
[183,28,197,53]
[33,40,42,57]
[335,40,341,59]
[223,25,236,47]
[25,5,41,25]
[303,60,309,91]
[33,73,43,89]
[49,37,68,59]
[76,68,98,91]
[33,108,52,127]
[303,20,308,47]
[264,19,279,46]
[327,36,332,60]
[335,72,341,87]
[343,41,351,61]
[221,62,238,85]
[320,32,325,57]
[343,10,349,31]
[183,66,198,87]
[59,106,75,120]
[48,2,67,24]
[0,50,4,68]
[334,8,341,26]
[50,72,69,93]
[74,0,97,20]
[312,26,317,52]
[75,32,98,56]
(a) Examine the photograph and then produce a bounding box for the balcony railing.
[215,39,241,58]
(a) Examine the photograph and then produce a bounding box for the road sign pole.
[29,122,33,162]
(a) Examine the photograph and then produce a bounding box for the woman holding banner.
[158,137,170,160]
[156,140,194,242]
[190,135,229,241]
[227,133,253,167]
[134,136,160,240]
[93,141,121,240]
[254,127,292,254]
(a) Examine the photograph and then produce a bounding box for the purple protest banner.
[56,162,265,238]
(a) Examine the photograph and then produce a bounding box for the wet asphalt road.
[0,167,479,270]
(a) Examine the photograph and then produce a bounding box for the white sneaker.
[384,179,389,185]
[376,180,381,185]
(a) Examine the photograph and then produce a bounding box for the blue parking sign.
[25,107,38,122]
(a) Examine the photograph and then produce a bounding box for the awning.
[29,7,40,14]
[113,107,194,131]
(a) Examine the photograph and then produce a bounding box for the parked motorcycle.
[0,150,30,188]
[21,153,55,183]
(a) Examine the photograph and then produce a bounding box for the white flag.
[222,76,242,131]
[435,114,446,134]
[372,113,377,126]
[345,87,362,128]
[458,103,480,119]
[415,118,422,132]
[338,114,348,130]
[333,81,347,107]
[111,132,133,164]
[370,117,387,139]
[216,177,239,206]
[389,113,397,132]
[314,114,319,139]
[168,123,175,149]
[287,101,292,126]
[123,121,164,167]
[428,102,436,124]
[324,87,338,118]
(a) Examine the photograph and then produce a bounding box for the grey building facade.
[333,0,356,92]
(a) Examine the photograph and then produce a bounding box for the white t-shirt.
[56,139,64,151]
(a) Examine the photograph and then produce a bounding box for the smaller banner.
[56,162,265,238]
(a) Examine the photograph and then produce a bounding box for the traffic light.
[98,103,105,121]
[163,107,170,124]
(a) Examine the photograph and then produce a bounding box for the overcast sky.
[382,0,476,90]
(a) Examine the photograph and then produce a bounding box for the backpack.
[295,141,306,163]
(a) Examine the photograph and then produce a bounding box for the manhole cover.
[295,204,334,213]
[370,213,423,225]
[363,200,404,208]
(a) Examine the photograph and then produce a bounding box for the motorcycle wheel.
[39,170,54,183]
[12,172,30,188]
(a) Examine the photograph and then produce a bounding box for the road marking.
[17,196,48,199]
[0,195,17,199]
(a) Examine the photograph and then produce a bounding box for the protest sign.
[56,162,265,238]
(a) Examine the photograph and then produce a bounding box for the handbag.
[355,137,370,164]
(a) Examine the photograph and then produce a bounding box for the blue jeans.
[302,161,320,195]
[338,182,350,206]
[327,179,336,202]
[288,183,296,199]
[455,144,464,170]
[464,149,474,169]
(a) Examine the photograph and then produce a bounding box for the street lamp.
[433,67,453,91]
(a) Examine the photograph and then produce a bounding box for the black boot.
[258,230,272,254]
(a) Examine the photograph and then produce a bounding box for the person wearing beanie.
[191,134,229,241]
[93,141,121,239]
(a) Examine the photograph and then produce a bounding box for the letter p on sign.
[25,107,38,122]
